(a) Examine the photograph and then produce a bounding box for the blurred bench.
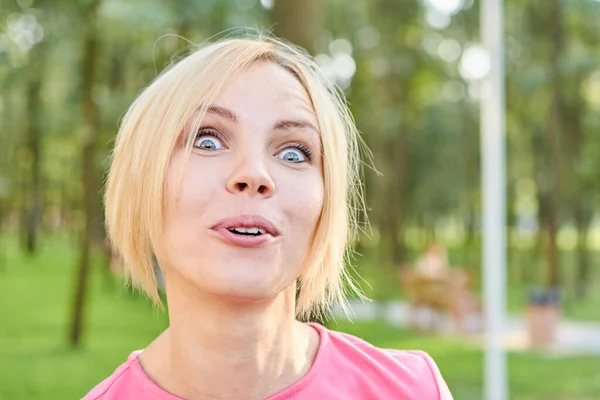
[398,266,481,334]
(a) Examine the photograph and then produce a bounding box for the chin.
[188,267,293,302]
[165,250,299,302]
[216,289,280,304]
[201,279,288,304]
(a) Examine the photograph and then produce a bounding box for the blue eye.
[277,149,306,163]
[194,130,225,151]
[276,144,313,163]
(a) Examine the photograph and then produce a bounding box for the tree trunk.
[369,0,419,267]
[562,60,589,298]
[574,207,591,299]
[0,206,4,273]
[540,0,565,289]
[23,44,46,254]
[70,0,102,347]
[538,194,559,287]
[391,91,409,266]
[271,0,324,54]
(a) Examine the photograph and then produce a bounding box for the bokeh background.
[1,0,600,399]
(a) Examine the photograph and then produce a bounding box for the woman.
[84,35,453,400]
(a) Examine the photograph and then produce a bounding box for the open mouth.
[227,227,267,236]
[212,216,278,248]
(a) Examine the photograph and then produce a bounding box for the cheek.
[282,172,324,231]
[165,157,216,218]
[160,157,221,262]
[159,158,222,266]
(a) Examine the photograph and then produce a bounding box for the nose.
[226,153,275,198]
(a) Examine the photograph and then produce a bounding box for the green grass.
[1,236,599,399]
[0,237,169,399]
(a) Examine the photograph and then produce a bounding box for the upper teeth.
[230,227,266,234]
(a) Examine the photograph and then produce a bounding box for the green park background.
[1,0,600,398]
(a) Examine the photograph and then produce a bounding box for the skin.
[139,61,324,400]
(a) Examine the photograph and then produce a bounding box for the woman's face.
[157,62,324,303]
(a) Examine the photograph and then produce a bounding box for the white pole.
[481,0,508,399]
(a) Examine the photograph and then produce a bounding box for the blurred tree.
[364,0,421,267]
[563,0,599,299]
[70,0,102,347]
[540,0,565,289]
[272,0,323,53]
[21,41,46,254]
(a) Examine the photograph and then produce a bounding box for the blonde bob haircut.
[104,33,367,320]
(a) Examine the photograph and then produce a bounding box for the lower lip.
[212,228,274,248]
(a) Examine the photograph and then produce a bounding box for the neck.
[139,279,319,400]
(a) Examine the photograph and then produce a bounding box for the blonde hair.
[104,33,367,320]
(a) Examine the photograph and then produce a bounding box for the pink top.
[82,323,453,400]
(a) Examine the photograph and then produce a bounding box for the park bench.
[398,266,482,334]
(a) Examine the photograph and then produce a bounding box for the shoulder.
[324,325,437,373]
[386,348,454,399]
[81,352,142,400]
[312,324,453,399]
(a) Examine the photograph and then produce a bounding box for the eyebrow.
[204,105,319,134]
[273,119,319,134]
[205,105,238,123]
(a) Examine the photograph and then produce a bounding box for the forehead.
[212,61,317,123]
